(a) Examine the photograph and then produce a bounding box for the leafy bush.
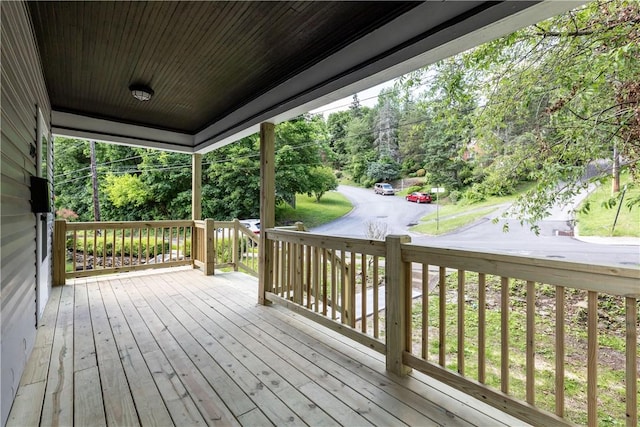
[416,169,426,177]
[366,159,401,182]
[448,190,462,203]
[67,232,190,258]
[462,186,486,203]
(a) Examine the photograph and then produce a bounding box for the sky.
[309,80,396,117]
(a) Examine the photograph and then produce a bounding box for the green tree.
[307,166,338,202]
[344,108,376,183]
[366,158,401,183]
[414,58,477,190]
[468,0,640,224]
[326,110,351,168]
[203,136,261,220]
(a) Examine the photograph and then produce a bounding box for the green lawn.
[411,207,500,235]
[276,191,352,228]
[576,172,640,237]
[410,183,534,235]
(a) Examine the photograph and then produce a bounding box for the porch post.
[203,218,215,275]
[259,122,275,305]
[192,153,202,220]
[385,234,412,375]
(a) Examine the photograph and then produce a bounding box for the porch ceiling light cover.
[130,85,154,102]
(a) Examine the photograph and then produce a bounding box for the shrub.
[416,169,426,177]
[66,231,190,258]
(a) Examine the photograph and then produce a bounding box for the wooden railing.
[54,219,195,284]
[54,218,260,283]
[264,229,639,427]
[265,228,387,354]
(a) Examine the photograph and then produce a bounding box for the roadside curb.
[572,235,640,246]
[573,225,640,246]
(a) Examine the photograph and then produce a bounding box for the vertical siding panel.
[1,1,51,425]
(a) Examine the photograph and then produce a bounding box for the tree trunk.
[612,144,620,193]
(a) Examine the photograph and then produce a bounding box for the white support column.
[259,122,275,305]
[192,153,202,220]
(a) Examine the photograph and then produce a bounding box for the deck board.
[99,279,174,426]
[7,267,529,427]
[40,284,74,427]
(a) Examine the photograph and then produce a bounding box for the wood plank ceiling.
[28,1,417,133]
[25,1,577,152]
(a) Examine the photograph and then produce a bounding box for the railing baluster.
[295,243,303,304]
[626,297,637,427]
[526,280,536,405]
[322,248,328,316]
[93,229,97,269]
[82,230,87,271]
[129,227,134,265]
[73,230,77,273]
[349,251,356,328]
[313,247,320,313]
[273,240,280,295]
[439,266,446,367]
[422,263,429,360]
[306,245,312,308]
[458,269,465,375]
[282,242,288,297]
[112,228,117,268]
[145,228,150,265]
[340,251,347,324]
[137,227,142,266]
[373,256,379,338]
[501,276,509,394]
[556,285,565,417]
[102,228,107,269]
[478,273,486,384]
[587,291,598,427]
[331,250,337,321]
[121,227,125,266]
[361,253,367,333]
[176,226,181,262]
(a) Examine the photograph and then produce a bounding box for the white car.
[239,219,260,234]
[374,182,395,195]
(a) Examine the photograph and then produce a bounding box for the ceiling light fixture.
[129,84,154,102]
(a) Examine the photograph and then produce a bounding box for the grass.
[276,191,352,229]
[411,207,498,234]
[410,272,635,426]
[410,182,535,235]
[576,172,639,237]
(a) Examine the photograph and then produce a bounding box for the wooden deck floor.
[8,267,526,427]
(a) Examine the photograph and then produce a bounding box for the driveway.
[312,185,435,237]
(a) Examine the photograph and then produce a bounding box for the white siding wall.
[1,2,52,425]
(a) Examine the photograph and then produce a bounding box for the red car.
[405,192,432,204]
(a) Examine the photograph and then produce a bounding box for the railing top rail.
[265,228,386,256]
[63,219,195,230]
[403,243,640,297]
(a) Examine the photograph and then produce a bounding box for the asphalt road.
[311,185,640,267]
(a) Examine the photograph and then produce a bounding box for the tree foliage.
[53,1,639,228]
[397,0,639,226]
[307,166,338,202]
